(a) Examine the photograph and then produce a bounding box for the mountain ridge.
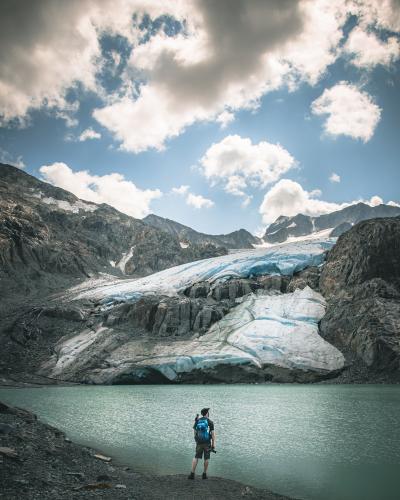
[143,213,260,249]
[263,202,400,243]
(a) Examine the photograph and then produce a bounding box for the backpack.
[195,417,210,443]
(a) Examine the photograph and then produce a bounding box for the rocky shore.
[0,401,291,500]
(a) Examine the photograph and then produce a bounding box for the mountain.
[0,164,225,298]
[320,216,400,378]
[263,203,400,243]
[1,163,399,384]
[143,213,260,249]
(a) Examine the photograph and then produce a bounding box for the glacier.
[73,237,336,307]
[44,235,345,383]
[48,287,344,383]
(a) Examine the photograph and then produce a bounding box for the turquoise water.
[1,384,399,500]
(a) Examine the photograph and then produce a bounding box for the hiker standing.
[188,407,216,480]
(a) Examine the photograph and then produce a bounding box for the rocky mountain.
[320,216,400,376]
[263,202,400,243]
[143,213,260,249]
[0,163,226,298]
[1,163,399,385]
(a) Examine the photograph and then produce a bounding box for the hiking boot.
[188,472,195,480]
[202,472,208,480]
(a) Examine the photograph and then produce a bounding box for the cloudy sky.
[1,0,399,234]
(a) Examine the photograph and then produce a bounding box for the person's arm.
[209,420,216,449]
[211,429,216,449]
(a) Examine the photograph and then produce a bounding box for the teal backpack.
[195,417,210,443]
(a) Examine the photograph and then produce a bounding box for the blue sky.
[1,1,399,234]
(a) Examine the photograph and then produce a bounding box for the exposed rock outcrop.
[320,217,400,376]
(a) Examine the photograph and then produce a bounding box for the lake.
[0,384,399,500]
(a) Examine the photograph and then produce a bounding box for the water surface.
[1,384,399,500]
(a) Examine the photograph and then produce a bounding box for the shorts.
[195,442,211,460]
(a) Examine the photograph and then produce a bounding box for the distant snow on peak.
[31,191,98,213]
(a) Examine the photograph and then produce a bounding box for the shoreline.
[0,400,293,500]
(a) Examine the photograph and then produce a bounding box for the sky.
[0,0,399,235]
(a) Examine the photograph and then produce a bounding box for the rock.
[0,423,14,434]
[329,221,352,237]
[80,482,112,490]
[97,474,112,482]
[0,446,19,459]
[320,217,400,296]
[0,402,11,413]
[115,484,127,489]
[287,266,320,292]
[94,453,112,462]
[320,217,400,374]
[66,472,85,480]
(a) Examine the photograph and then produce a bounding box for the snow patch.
[179,241,189,249]
[117,247,134,273]
[31,192,97,213]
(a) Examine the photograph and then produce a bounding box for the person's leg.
[191,457,198,473]
[202,446,210,479]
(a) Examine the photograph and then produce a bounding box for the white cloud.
[344,26,400,68]
[78,127,101,141]
[369,195,383,206]
[216,110,235,129]
[171,185,190,196]
[259,178,396,224]
[1,1,399,150]
[311,82,382,142]
[329,172,341,183]
[172,184,214,209]
[93,0,350,152]
[186,192,214,209]
[0,147,25,169]
[0,1,100,127]
[39,162,161,218]
[199,135,296,198]
[259,179,343,224]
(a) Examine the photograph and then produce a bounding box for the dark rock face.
[143,213,260,249]
[319,217,400,375]
[103,295,230,338]
[263,202,400,243]
[287,267,320,293]
[329,222,352,237]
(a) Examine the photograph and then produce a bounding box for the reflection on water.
[1,384,399,500]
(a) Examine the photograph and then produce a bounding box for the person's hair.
[201,408,209,416]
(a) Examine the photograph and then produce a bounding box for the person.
[188,407,216,480]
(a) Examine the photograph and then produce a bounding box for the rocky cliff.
[319,217,400,379]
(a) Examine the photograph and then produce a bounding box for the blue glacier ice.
[74,237,336,305]
[50,287,344,382]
